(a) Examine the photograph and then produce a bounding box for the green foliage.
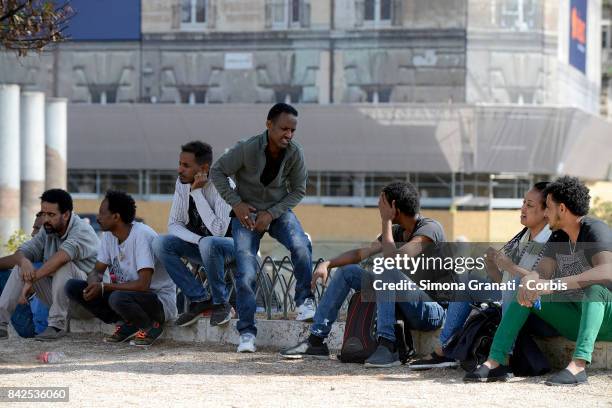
[3,229,28,254]
[591,198,612,226]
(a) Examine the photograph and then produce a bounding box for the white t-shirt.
[97,222,177,321]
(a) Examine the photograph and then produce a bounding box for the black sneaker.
[0,326,7,340]
[210,303,233,327]
[463,364,513,382]
[175,299,214,327]
[130,322,164,347]
[364,344,401,368]
[104,323,138,343]
[409,352,459,370]
[544,369,588,386]
[280,339,330,360]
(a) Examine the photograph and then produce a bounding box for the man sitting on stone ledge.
[465,176,612,386]
[0,189,99,341]
[65,191,177,347]
[280,181,446,367]
[153,141,234,329]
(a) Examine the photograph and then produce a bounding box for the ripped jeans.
[232,210,313,336]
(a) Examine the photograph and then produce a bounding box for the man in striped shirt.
[153,141,234,327]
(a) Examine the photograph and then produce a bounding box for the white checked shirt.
[168,177,233,244]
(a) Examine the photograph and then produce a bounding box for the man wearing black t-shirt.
[280,182,446,367]
[467,176,612,386]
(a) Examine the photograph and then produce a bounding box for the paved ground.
[1,334,611,407]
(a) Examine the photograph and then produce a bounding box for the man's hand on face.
[191,171,208,190]
[378,192,396,222]
[254,211,273,233]
[233,202,257,230]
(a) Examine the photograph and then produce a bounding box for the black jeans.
[65,279,165,329]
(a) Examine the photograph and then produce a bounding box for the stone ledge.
[21,319,611,370]
[68,317,440,355]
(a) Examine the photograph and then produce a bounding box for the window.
[603,25,610,49]
[306,173,319,196]
[364,0,391,23]
[456,173,490,197]
[274,88,302,104]
[68,170,98,194]
[269,0,304,29]
[366,88,392,103]
[179,89,208,104]
[414,173,452,198]
[492,177,530,199]
[499,0,538,31]
[320,173,354,197]
[99,170,141,195]
[365,173,407,197]
[181,0,206,28]
[89,87,117,104]
[291,0,300,23]
[147,170,177,195]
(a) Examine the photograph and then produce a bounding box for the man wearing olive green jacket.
[210,103,315,353]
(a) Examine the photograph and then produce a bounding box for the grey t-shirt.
[19,213,99,273]
[377,216,447,285]
[378,216,446,246]
[97,222,178,321]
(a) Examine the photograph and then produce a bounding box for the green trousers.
[489,285,612,364]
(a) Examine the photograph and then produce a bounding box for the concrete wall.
[141,0,176,33]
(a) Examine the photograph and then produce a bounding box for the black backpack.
[443,303,502,372]
[443,303,551,375]
[337,292,415,364]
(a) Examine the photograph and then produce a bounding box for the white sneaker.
[237,333,256,353]
[296,298,316,322]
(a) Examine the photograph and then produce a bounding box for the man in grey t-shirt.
[0,189,99,341]
[281,182,446,367]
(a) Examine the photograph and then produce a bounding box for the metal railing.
[179,257,353,319]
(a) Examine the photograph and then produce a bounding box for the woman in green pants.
[464,176,612,386]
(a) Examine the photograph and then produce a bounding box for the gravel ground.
[1,334,611,408]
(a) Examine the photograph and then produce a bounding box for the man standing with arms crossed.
[211,103,315,353]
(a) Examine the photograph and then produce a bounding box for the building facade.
[0,0,607,221]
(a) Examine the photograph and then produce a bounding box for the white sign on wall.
[224,53,254,70]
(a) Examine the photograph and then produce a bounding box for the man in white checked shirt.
[152,141,234,328]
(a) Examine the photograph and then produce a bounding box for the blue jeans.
[153,235,234,305]
[232,210,313,336]
[375,269,446,342]
[0,266,49,337]
[310,264,363,338]
[310,264,445,341]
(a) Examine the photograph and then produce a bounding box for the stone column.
[20,91,46,231]
[45,97,68,190]
[0,84,21,253]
